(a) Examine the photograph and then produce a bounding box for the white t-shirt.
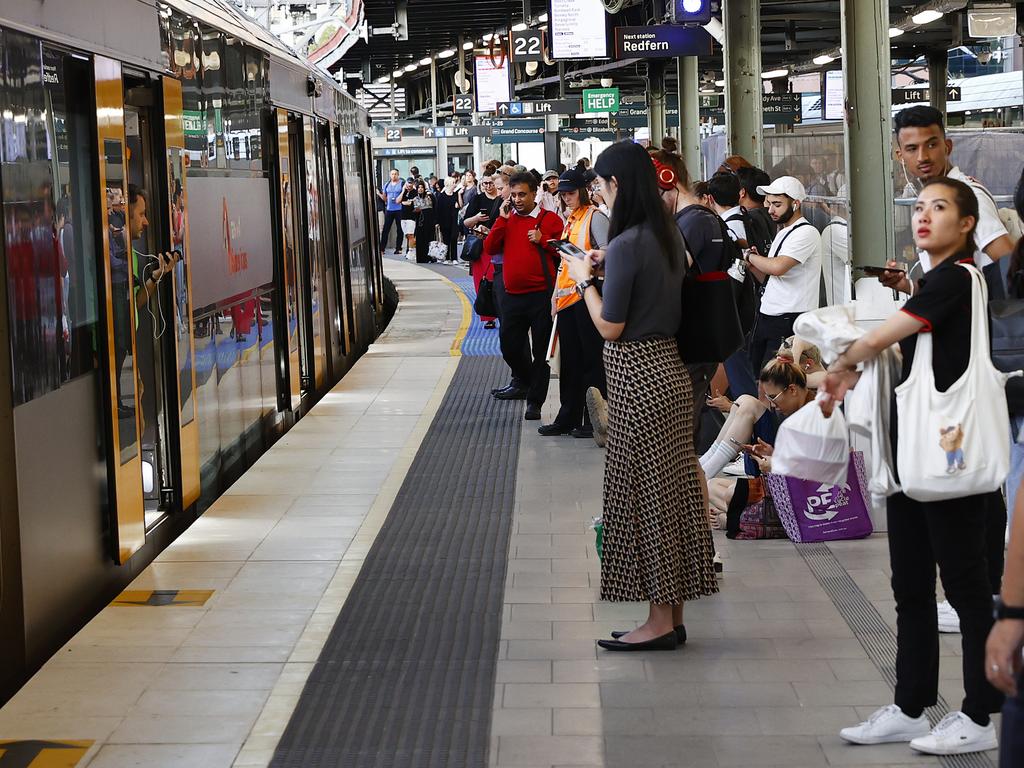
[759,218,822,316]
[820,216,850,306]
[719,206,747,244]
[918,166,1008,272]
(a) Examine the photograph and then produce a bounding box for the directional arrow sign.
[892,86,962,105]
[423,126,436,138]
[496,102,511,116]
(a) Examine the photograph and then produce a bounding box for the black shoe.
[537,422,572,436]
[490,382,513,395]
[571,426,594,439]
[524,403,542,420]
[484,320,496,329]
[493,386,529,401]
[610,625,686,644]
[598,630,678,652]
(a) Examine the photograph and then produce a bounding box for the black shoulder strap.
[534,210,556,291]
[770,221,813,257]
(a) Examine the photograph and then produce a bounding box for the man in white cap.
[743,175,822,371]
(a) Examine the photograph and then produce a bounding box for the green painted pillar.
[677,55,702,179]
[723,0,762,167]
[841,0,895,268]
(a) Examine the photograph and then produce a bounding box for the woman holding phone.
[564,141,718,652]
[463,173,501,327]
[822,178,1004,756]
[537,169,609,438]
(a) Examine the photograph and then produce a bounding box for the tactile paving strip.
[798,542,996,768]
[270,356,519,768]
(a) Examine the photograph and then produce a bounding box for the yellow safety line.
[434,271,473,357]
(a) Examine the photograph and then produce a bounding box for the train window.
[102,138,139,463]
[168,149,194,427]
[1,33,101,406]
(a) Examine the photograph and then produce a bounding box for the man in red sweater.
[484,172,564,420]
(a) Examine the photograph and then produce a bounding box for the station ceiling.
[343,0,999,112]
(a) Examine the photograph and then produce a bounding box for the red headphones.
[651,157,677,191]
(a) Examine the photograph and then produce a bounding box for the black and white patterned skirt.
[599,336,719,604]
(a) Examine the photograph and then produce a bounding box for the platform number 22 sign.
[511,30,544,62]
[385,127,402,142]
[453,94,473,114]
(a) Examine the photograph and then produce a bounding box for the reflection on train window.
[2,33,101,406]
[103,139,139,463]
[168,149,195,427]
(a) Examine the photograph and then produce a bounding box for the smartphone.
[547,239,587,259]
[856,265,905,277]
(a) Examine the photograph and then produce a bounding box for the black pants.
[749,312,800,374]
[686,362,718,451]
[381,210,403,252]
[985,492,1007,595]
[554,301,606,428]
[499,289,553,406]
[493,268,528,388]
[887,491,1004,724]
[1001,674,1024,768]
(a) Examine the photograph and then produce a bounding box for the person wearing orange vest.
[538,169,610,438]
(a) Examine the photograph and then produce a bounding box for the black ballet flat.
[610,625,686,644]
[597,630,678,652]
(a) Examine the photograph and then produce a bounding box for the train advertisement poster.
[186,175,274,309]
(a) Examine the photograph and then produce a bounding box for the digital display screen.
[823,69,844,121]
[550,0,609,60]
[474,53,511,113]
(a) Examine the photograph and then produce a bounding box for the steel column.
[723,0,763,167]
[677,55,702,179]
[647,60,668,147]
[927,49,948,114]
[841,0,894,269]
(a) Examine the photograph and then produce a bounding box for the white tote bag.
[895,263,1017,502]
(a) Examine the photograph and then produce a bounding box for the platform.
[0,260,994,768]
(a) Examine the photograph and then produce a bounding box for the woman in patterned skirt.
[564,141,719,652]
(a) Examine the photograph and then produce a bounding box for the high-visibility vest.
[553,205,596,313]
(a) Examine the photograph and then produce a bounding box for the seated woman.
[705,358,816,536]
[700,338,823,478]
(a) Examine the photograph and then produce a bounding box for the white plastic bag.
[771,395,850,486]
[895,263,1017,502]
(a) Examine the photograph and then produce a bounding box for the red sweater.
[484,207,564,294]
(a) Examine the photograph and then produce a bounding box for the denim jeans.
[1007,416,1024,527]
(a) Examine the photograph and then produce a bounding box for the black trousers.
[887,491,1004,723]
[493,268,528,388]
[499,289,553,406]
[749,311,800,374]
[381,210,403,252]
[686,362,718,451]
[1001,674,1024,768]
[553,300,606,428]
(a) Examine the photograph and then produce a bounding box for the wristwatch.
[575,278,595,297]
[994,596,1024,621]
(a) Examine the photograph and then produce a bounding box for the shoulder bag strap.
[758,220,812,294]
[534,210,556,292]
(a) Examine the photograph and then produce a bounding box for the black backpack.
[729,206,775,259]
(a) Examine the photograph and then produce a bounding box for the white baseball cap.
[756,175,806,202]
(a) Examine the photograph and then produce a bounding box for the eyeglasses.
[764,388,788,405]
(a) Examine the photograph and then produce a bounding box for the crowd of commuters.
[381,102,1024,760]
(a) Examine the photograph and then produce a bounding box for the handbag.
[771,396,850,487]
[460,233,484,262]
[765,452,874,543]
[474,274,498,317]
[895,263,1017,502]
[428,226,448,261]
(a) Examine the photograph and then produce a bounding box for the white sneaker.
[839,704,929,745]
[909,711,997,755]
[937,600,961,633]
[722,456,746,476]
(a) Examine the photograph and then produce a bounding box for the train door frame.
[359,135,385,318]
[316,121,348,375]
[302,120,328,390]
[331,126,358,354]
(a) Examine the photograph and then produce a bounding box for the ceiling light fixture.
[912,9,944,25]
[404,63,417,72]
[392,69,403,78]
[538,13,548,22]
[512,22,528,31]
[377,75,390,84]
[813,54,835,65]
[714,79,725,87]
[889,27,905,38]
[419,57,431,66]
[761,68,789,79]
[462,41,474,50]
[438,48,456,58]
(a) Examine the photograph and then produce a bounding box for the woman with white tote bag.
[820,178,1008,757]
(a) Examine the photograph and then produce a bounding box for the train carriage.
[0,0,382,701]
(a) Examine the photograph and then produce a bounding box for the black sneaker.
[538,422,572,436]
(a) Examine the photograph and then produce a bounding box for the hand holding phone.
[547,239,587,259]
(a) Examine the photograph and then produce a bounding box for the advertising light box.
[550,0,608,60]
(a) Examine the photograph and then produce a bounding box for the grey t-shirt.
[588,210,610,249]
[601,223,683,342]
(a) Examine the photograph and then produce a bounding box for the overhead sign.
[474,52,511,113]
[822,69,844,121]
[699,94,721,109]
[384,126,403,142]
[467,125,493,138]
[511,29,545,62]
[423,125,472,139]
[489,118,546,144]
[762,93,802,125]
[583,87,620,114]
[550,0,609,60]
[892,86,962,105]
[496,98,582,117]
[453,93,474,114]
[614,25,713,59]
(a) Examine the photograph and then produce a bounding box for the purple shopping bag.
[764,452,874,543]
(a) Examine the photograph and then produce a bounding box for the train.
[0,0,384,701]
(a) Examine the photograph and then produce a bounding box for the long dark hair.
[593,141,680,268]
